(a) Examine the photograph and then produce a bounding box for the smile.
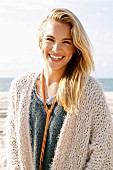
[49,55,64,60]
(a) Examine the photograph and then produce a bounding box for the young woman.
[6,8,113,170]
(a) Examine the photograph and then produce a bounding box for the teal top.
[29,87,66,170]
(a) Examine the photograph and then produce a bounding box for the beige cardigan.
[6,72,113,170]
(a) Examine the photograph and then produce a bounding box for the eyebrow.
[45,35,73,41]
[63,38,73,41]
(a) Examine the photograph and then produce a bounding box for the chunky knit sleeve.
[84,78,113,170]
[6,80,20,170]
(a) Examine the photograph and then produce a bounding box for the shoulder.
[12,72,37,85]
[83,76,110,114]
[9,72,40,93]
[85,76,104,95]
[80,76,113,123]
[82,76,107,108]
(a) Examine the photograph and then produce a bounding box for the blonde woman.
[6,8,113,170]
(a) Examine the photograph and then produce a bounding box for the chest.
[29,88,66,169]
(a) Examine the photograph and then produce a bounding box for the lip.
[49,54,64,61]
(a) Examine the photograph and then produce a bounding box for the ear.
[39,41,42,49]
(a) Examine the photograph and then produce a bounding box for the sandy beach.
[0,91,113,169]
[0,92,8,170]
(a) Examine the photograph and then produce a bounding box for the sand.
[0,92,8,170]
[0,91,113,169]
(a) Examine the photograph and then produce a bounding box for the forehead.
[43,20,72,38]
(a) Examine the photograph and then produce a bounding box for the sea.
[0,77,113,92]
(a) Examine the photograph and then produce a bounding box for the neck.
[41,67,65,99]
[43,67,65,86]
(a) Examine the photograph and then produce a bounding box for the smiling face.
[41,20,75,73]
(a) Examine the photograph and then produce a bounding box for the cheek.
[66,47,74,57]
[41,43,51,51]
[41,44,50,58]
[41,44,47,55]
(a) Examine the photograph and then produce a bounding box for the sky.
[0,0,113,78]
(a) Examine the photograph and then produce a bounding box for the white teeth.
[50,55,63,60]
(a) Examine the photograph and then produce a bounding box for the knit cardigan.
[6,72,113,170]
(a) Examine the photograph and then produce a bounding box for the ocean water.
[0,77,113,92]
[0,78,13,92]
[98,78,113,92]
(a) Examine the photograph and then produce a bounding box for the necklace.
[39,71,56,170]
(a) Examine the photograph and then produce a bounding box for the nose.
[52,42,61,52]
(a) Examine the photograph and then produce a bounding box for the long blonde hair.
[38,8,94,113]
